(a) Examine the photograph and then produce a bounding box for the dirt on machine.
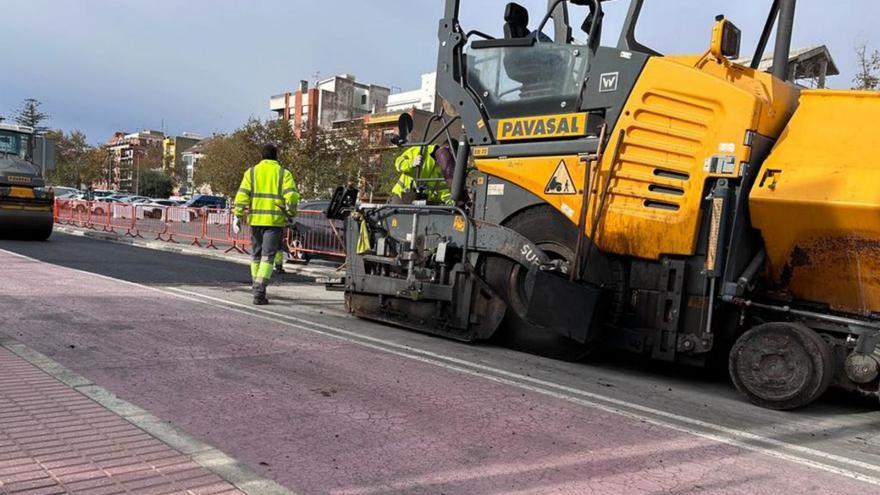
[0,123,55,240]
[329,0,880,410]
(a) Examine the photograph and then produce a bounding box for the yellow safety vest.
[234,159,300,227]
[390,146,451,204]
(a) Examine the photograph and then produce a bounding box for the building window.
[361,94,368,105]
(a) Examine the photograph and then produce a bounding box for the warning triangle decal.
[545,160,576,195]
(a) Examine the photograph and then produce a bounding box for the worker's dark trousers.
[250,226,283,289]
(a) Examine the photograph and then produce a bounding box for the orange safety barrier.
[53,199,345,260]
[164,206,205,246]
[90,202,114,232]
[56,199,94,228]
[204,208,232,250]
[288,209,345,259]
[226,218,252,254]
[132,204,169,240]
[55,199,77,226]
[108,203,137,237]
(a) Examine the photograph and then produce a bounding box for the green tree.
[45,129,104,188]
[138,169,174,198]
[292,124,370,198]
[14,98,50,133]
[133,144,166,194]
[195,130,258,197]
[854,43,880,90]
[140,144,164,171]
[196,118,294,196]
[196,118,373,199]
[372,148,402,199]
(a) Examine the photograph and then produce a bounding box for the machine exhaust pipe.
[451,139,470,205]
[772,0,796,80]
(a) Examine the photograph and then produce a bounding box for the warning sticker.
[453,216,466,232]
[545,160,576,195]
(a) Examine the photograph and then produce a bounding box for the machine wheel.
[485,206,592,361]
[32,225,53,241]
[729,322,834,410]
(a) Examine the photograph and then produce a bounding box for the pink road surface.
[0,249,876,495]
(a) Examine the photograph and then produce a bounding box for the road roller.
[0,123,55,240]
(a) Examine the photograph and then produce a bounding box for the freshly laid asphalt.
[2,233,880,494]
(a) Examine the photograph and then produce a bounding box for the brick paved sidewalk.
[0,346,243,495]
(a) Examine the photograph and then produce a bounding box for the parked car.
[139,199,182,219]
[73,199,110,218]
[180,195,228,222]
[92,189,114,199]
[74,189,114,201]
[105,194,132,203]
[184,195,227,209]
[51,186,80,198]
[88,195,143,218]
[151,199,183,207]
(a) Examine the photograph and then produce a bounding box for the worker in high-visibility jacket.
[232,144,300,305]
[390,145,452,205]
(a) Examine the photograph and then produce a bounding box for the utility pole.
[107,149,113,190]
[135,149,140,196]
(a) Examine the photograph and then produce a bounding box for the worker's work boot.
[274,264,285,275]
[253,262,273,305]
[253,285,269,306]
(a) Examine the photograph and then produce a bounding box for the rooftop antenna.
[313,71,321,85]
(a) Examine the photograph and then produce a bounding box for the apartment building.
[163,133,203,178]
[385,73,438,114]
[104,130,164,192]
[270,74,391,137]
[180,138,212,194]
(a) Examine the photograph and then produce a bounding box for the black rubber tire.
[485,205,592,362]
[32,225,53,241]
[0,217,53,241]
[729,322,834,410]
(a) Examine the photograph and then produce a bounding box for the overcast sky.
[2,0,877,144]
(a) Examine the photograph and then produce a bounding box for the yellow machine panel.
[666,55,800,138]
[478,56,798,260]
[750,90,880,315]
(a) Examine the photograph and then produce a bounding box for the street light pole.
[135,150,140,196]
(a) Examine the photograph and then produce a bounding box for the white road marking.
[2,247,879,486]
